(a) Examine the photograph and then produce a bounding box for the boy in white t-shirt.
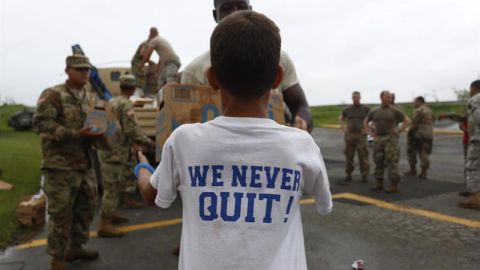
[136,10,332,270]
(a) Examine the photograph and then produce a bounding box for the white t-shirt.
[180,50,299,93]
[150,116,332,270]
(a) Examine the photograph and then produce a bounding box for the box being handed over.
[155,83,285,161]
[84,99,123,151]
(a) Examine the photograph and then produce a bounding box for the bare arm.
[399,115,411,133]
[137,151,157,206]
[282,83,313,133]
[140,47,155,67]
[339,114,346,132]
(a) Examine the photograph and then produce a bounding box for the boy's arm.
[303,145,333,215]
[137,151,157,206]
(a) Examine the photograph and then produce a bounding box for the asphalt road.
[1,128,479,270]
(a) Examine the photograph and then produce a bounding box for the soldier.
[364,91,411,193]
[338,91,370,184]
[180,0,313,133]
[139,27,181,90]
[131,27,157,96]
[33,54,100,270]
[97,74,155,237]
[459,80,480,210]
[404,96,434,179]
[439,111,470,196]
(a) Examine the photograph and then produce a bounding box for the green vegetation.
[311,101,466,126]
[0,105,42,249]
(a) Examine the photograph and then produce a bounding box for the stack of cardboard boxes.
[155,84,285,161]
[16,195,46,227]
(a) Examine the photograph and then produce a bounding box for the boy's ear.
[207,67,220,91]
[271,65,284,90]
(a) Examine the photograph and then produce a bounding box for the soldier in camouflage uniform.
[364,91,411,193]
[338,91,370,184]
[34,54,100,270]
[404,96,434,179]
[97,74,155,237]
[459,80,480,210]
[131,27,157,95]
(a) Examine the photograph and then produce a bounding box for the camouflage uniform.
[130,40,149,90]
[33,57,97,259]
[342,105,370,178]
[98,75,152,218]
[407,104,434,173]
[466,93,480,194]
[366,105,406,187]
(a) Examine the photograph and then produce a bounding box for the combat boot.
[65,245,99,262]
[385,182,399,194]
[98,218,125,238]
[122,194,145,209]
[371,179,384,191]
[403,168,417,176]
[336,174,352,185]
[458,193,480,210]
[50,257,67,270]
[110,212,130,224]
[418,169,427,180]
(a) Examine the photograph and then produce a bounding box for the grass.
[0,105,42,249]
[311,101,466,126]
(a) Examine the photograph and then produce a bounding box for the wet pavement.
[1,128,479,270]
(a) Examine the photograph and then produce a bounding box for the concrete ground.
[1,128,479,270]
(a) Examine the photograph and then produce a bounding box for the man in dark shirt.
[338,91,370,184]
[364,91,411,193]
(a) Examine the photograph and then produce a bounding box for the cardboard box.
[155,83,285,161]
[133,107,157,137]
[16,195,46,227]
[84,99,123,151]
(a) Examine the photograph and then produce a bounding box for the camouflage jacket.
[33,82,91,170]
[468,93,480,142]
[130,40,149,77]
[409,105,434,139]
[99,96,152,164]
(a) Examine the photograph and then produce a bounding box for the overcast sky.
[1,0,479,106]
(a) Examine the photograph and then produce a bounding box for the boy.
[137,11,332,270]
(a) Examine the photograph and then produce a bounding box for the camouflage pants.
[407,135,433,170]
[373,134,400,183]
[123,160,137,194]
[42,168,97,258]
[100,163,123,218]
[344,132,369,176]
[466,142,480,193]
[158,61,180,88]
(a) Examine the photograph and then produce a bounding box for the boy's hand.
[294,116,308,131]
[138,151,149,164]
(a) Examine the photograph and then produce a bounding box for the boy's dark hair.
[471,80,480,91]
[415,96,425,103]
[210,10,281,101]
[352,91,360,96]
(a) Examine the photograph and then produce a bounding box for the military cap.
[66,54,91,68]
[119,74,137,87]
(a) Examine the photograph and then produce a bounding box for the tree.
[454,88,469,102]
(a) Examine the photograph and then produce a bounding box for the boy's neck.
[221,90,269,118]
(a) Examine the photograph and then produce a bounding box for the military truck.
[94,67,157,137]
[8,108,35,131]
